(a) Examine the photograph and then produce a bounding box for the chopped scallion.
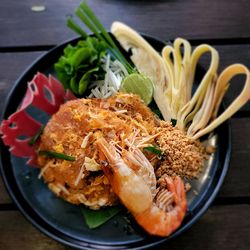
[38,150,75,161]
[67,17,88,38]
[67,1,134,74]
[143,146,163,156]
[79,2,128,65]
[28,125,45,146]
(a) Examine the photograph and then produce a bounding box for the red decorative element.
[0,72,76,166]
[21,73,66,115]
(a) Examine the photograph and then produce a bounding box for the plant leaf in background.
[81,205,121,229]
[54,37,108,96]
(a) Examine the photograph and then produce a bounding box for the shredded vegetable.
[88,54,128,98]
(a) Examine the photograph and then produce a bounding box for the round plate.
[0,35,231,249]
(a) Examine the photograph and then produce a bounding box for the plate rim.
[0,35,232,250]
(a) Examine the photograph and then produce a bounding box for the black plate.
[0,35,231,249]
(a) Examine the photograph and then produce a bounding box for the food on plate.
[37,91,200,235]
[37,92,203,214]
[1,2,250,237]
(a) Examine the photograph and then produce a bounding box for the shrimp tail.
[173,176,187,220]
[135,176,187,237]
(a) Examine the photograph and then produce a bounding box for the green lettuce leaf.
[54,36,108,96]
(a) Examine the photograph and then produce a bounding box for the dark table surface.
[0,0,250,249]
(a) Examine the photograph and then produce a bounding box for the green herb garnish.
[67,1,134,74]
[55,2,136,96]
[81,205,121,229]
[38,150,75,161]
[28,125,45,146]
[143,146,163,156]
[171,118,177,127]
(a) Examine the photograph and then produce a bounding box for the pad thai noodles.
[37,93,204,211]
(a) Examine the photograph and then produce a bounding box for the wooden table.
[0,0,250,249]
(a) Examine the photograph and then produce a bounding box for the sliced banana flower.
[176,44,219,132]
[162,38,193,119]
[111,21,250,140]
[192,64,250,139]
[111,21,172,121]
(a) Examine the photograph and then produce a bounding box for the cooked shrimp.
[96,137,187,237]
[96,137,153,214]
[135,176,187,236]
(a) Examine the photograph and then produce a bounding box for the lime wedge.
[120,73,154,105]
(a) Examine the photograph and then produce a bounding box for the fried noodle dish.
[37,93,204,236]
